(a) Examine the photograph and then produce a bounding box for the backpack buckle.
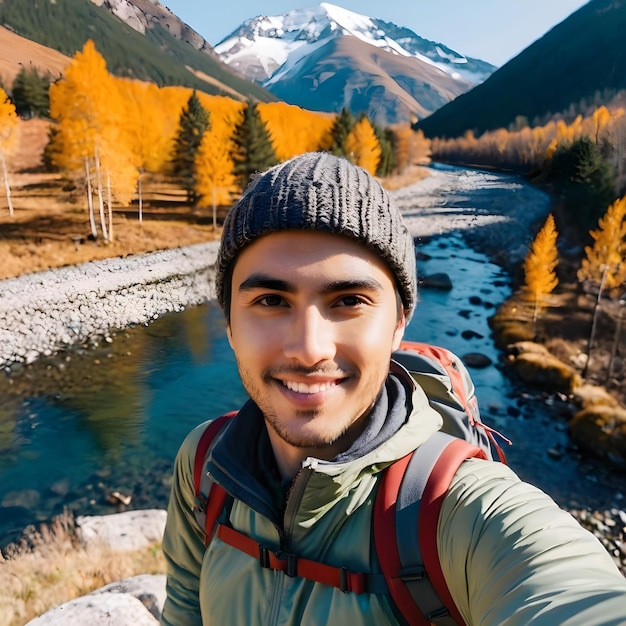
[399,565,426,581]
[259,545,271,569]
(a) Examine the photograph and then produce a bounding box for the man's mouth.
[282,380,339,394]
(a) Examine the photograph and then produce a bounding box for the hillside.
[416,0,626,138]
[0,0,276,103]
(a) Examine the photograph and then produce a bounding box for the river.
[0,165,623,547]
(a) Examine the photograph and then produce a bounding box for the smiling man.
[161,152,626,626]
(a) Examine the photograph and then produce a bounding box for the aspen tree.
[577,196,626,295]
[0,87,18,216]
[522,214,559,325]
[195,129,237,230]
[49,40,120,240]
[345,116,382,176]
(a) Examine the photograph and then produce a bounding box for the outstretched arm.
[439,458,626,626]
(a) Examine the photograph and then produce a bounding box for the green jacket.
[161,371,626,626]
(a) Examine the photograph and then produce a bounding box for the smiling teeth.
[284,381,335,394]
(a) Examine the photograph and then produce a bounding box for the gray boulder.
[24,574,165,625]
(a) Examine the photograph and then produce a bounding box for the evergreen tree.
[548,136,617,234]
[374,125,396,177]
[231,100,278,192]
[328,107,354,158]
[11,67,50,118]
[171,90,210,202]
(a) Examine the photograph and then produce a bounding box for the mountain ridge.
[214,3,496,125]
[416,0,626,138]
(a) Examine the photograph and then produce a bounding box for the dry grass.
[0,513,165,626]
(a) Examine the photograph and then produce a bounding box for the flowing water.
[0,178,623,547]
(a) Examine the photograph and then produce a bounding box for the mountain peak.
[214,3,496,124]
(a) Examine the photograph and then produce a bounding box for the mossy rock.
[507,341,550,357]
[572,384,620,410]
[511,352,582,393]
[489,318,535,349]
[570,404,626,466]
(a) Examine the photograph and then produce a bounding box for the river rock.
[420,272,452,290]
[462,353,493,369]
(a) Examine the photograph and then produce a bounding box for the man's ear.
[391,312,406,351]
[226,325,234,349]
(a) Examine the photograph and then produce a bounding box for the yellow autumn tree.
[258,102,334,160]
[50,40,123,240]
[522,214,559,325]
[577,196,626,296]
[0,87,19,216]
[345,116,381,175]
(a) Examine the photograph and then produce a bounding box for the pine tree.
[577,196,626,296]
[231,100,278,192]
[328,107,354,158]
[522,214,559,326]
[548,136,617,232]
[171,90,210,202]
[11,67,50,118]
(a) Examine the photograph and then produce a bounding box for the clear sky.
[162,0,590,67]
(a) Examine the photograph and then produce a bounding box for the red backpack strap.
[193,412,236,546]
[375,432,487,626]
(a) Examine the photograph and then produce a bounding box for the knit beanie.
[215,152,417,319]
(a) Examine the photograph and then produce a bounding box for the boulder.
[510,351,582,393]
[77,509,167,551]
[24,574,165,626]
[570,404,626,466]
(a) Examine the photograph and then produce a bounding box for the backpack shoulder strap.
[193,412,236,546]
[374,431,488,626]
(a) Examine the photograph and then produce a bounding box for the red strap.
[216,524,369,594]
[193,413,236,496]
[419,439,487,626]
[193,412,237,546]
[374,452,429,626]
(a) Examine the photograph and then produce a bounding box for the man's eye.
[257,294,285,307]
[336,295,363,307]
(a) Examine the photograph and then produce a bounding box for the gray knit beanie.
[215,152,417,319]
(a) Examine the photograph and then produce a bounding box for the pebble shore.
[2,166,624,576]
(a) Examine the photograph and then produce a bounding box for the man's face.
[227,230,406,464]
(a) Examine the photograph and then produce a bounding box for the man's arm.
[161,423,209,626]
[439,458,626,626]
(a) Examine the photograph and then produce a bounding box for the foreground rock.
[24,510,167,626]
[25,574,165,626]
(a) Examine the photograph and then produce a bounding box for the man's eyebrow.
[237,275,385,294]
[323,278,385,293]
[238,274,295,293]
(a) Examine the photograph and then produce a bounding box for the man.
[161,152,626,625]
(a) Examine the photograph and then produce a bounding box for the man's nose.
[283,306,336,366]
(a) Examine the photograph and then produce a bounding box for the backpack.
[192,340,510,626]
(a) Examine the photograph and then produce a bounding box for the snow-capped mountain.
[215,3,496,125]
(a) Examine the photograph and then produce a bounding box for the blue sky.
[163,0,590,67]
